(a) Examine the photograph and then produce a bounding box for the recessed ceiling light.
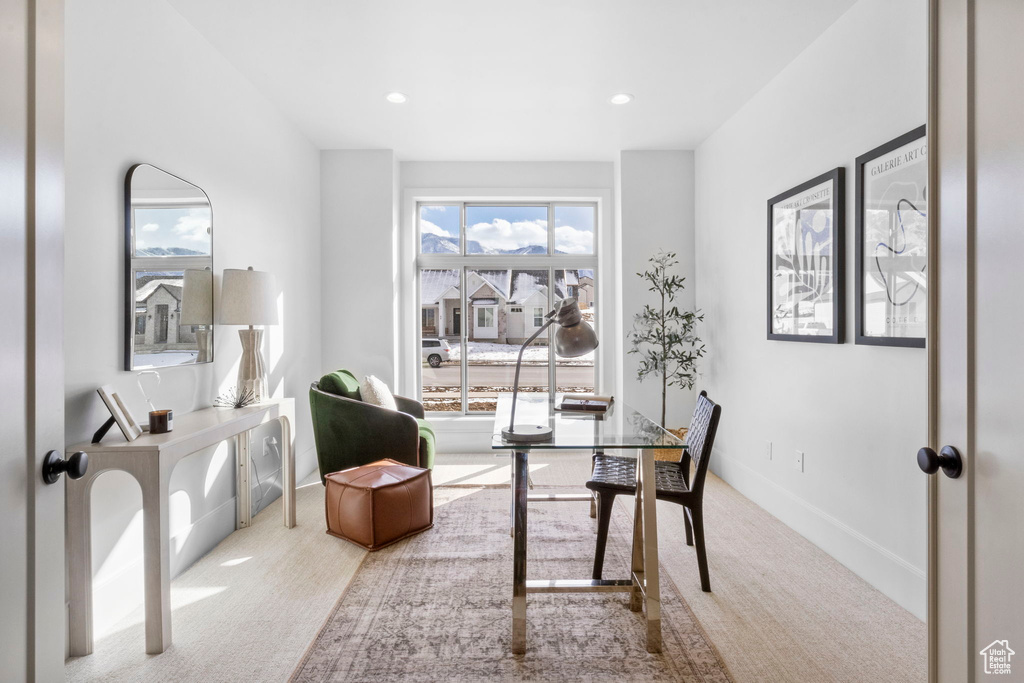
[386,92,408,104]
[609,93,634,105]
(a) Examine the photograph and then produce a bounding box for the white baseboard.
[713,454,926,620]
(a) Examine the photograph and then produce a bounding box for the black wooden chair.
[585,390,722,591]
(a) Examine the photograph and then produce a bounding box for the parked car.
[422,339,452,367]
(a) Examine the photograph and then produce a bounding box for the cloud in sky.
[141,222,160,232]
[554,225,593,254]
[173,208,211,242]
[467,218,548,252]
[421,219,453,237]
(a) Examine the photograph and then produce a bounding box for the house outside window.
[417,202,597,413]
[422,308,437,335]
[474,304,497,339]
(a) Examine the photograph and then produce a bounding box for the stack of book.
[557,393,614,413]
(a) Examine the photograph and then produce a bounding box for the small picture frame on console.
[767,167,845,343]
[855,125,927,348]
[95,384,143,443]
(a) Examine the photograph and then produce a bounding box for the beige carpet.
[64,476,366,683]
[65,452,927,682]
[292,487,732,682]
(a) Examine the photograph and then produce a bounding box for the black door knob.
[42,450,88,485]
[917,446,963,479]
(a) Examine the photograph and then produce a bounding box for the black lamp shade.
[552,298,599,358]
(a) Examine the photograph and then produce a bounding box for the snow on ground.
[448,341,594,365]
[134,351,199,367]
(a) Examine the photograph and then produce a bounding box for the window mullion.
[548,266,556,399]
[548,204,555,255]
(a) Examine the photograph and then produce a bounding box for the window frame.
[415,200,599,415]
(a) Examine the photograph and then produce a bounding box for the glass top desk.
[491,393,685,655]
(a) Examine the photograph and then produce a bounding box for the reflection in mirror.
[126,164,213,370]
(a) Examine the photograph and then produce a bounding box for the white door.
[0,0,67,679]
[930,0,1024,679]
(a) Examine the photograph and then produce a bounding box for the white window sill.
[424,414,496,432]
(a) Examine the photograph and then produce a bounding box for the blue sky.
[135,207,212,253]
[420,204,594,253]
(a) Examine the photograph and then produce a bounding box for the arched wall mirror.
[125,164,214,370]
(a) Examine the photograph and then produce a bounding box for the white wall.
[320,150,399,385]
[619,151,697,429]
[400,161,614,191]
[65,0,321,637]
[694,0,927,617]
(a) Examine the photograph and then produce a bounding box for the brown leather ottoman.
[324,458,433,551]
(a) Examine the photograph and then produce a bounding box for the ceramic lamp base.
[237,327,267,403]
[195,327,211,364]
[501,424,553,443]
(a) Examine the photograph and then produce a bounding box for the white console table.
[66,398,296,656]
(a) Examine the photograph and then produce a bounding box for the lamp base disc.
[502,425,553,443]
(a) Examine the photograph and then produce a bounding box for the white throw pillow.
[361,375,398,411]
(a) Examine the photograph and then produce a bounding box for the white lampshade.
[180,268,213,325]
[219,267,278,326]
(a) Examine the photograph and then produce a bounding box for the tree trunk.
[661,288,667,429]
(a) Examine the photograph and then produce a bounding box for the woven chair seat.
[586,454,692,497]
[584,390,721,589]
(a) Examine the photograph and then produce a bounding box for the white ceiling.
[166,0,857,160]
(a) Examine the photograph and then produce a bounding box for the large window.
[418,202,597,413]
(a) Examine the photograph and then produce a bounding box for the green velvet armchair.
[309,369,436,484]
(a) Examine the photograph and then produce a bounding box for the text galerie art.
[855,126,927,347]
[767,168,845,344]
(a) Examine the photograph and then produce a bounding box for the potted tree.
[628,251,704,455]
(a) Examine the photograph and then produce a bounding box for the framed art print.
[97,384,143,441]
[767,167,845,343]
[855,125,927,347]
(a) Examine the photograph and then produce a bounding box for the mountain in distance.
[466,239,498,254]
[502,245,547,255]
[421,233,461,254]
[422,233,500,254]
[136,246,208,257]
[421,233,563,255]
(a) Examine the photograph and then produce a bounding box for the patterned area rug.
[292,487,732,682]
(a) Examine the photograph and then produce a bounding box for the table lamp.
[502,297,598,443]
[220,266,278,403]
[180,268,213,363]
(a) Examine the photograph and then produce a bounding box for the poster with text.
[768,168,844,343]
[856,127,927,347]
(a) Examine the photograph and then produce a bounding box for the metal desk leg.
[629,455,646,613]
[512,449,528,654]
[509,450,514,537]
[638,447,662,653]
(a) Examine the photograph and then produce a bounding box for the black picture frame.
[855,125,927,348]
[766,167,845,344]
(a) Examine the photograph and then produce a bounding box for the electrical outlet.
[766,441,773,461]
[263,436,273,458]
[795,450,804,472]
